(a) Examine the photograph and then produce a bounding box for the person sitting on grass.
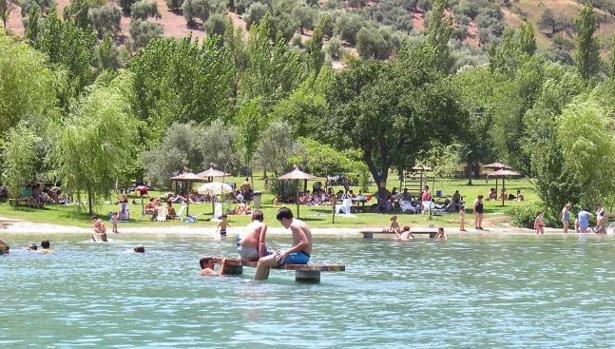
[434,227,448,240]
[166,202,176,220]
[254,207,312,281]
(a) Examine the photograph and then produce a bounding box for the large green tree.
[1,125,41,203]
[325,42,467,201]
[426,0,453,72]
[574,5,601,80]
[0,32,59,140]
[130,36,235,140]
[51,74,140,215]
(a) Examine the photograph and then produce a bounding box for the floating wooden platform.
[360,230,438,239]
[201,257,345,283]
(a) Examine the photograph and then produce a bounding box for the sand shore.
[0,215,581,237]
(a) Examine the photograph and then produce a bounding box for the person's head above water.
[276,207,294,228]
[28,242,38,250]
[199,257,215,269]
[252,209,264,222]
[134,245,145,253]
[41,240,50,249]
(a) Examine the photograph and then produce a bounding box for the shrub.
[129,19,163,50]
[87,5,121,37]
[206,13,227,36]
[131,0,160,20]
[119,0,136,14]
[244,2,267,29]
[335,12,363,45]
[325,36,343,59]
[165,0,184,12]
[507,205,540,229]
[182,0,225,25]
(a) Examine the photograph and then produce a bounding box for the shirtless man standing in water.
[235,210,269,262]
[254,207,312,280]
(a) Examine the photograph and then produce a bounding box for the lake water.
[1,233,614,348]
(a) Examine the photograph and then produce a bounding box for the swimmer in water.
[39,240,53,254]
[199,257,226,276]
[91,216,108,242]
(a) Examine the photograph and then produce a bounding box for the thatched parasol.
[278,166,317,218]
[487,169,521,206]
[482,162,512,195]
[169,172,206,217]
[197,165,231,179]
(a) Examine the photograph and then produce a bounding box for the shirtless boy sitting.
[199,257,226,276]
[91,216,108,242]
[254,207,312,280]
[235,210,269,262]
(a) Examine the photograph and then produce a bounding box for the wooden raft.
[201,257,345,283]
[360,230,438,239]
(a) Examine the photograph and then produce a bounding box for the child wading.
[111,212,120,234]
[534,211,545,235]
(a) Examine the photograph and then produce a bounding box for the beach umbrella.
[278,166,317,218]
[197,165,231,180]
[169,172,206,217]
[482,162,512,194]
[197,182,233,195]
[486,169,521,206]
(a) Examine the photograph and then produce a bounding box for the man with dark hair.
[254,207,313,280]
[0,239,10,255]
[40,240,53,254]
[235,209,269,261]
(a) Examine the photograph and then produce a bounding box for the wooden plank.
[207,257,345,272]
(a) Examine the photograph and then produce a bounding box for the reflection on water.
[1,234,615,348]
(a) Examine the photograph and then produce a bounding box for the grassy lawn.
[0,178,538,229]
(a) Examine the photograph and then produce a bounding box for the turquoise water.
[1,233,615,348]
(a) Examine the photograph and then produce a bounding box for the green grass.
[0,178,538,229]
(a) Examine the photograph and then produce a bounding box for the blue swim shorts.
[280,251,310,265]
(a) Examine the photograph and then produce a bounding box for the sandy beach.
[0,215,578,237]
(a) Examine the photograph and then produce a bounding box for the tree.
[240,14,305,106]
[574,5,601,80]
[51,74,140,215]
[244,2,267,29]
[131,0,160,20]
[96,32,120,70]
[557,99,615,206]
[129,19,163,50]
[206,13,227,36]
[288,137,362,176]
[325,43,467,201]
[87,4,121,38]
[141,120,241,187]
[539,8,564,36]
[1,125,41,203]
[532,138,581,218]
[64,0,105,29]
[130,36,234,138]
[234,97,267,168]
[609,34,615,79]
[291,4,312,34]
[256,120,300,177]
[182,0,224,25]
[0,32,59,140]
[164,0,183,12]
[335,12,363,45]
[0,0,12,29]
[304,15,326,75]
[426,0,453,72]
[517,23,537,56]
[24,4,41,42]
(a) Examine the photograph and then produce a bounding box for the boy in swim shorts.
[254,207,313,280]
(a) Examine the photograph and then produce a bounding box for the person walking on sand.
[561,203,572,233]
[254,207,312,281]
[534,211,545,235]
[111,211,120,234]
[473,195,484,230]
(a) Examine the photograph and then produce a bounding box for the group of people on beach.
[557,204,608,235]
[385,215,448,241]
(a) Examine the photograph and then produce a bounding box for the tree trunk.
[87,186,93,216]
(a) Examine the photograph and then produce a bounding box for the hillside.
[3,0,615,58]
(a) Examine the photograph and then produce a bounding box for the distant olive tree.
[129,19,163,50]
[182,0,226,25]
[131,0,160,20]
[87,5,121,38]
[244,2,267,29]
[206,13,227,36]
